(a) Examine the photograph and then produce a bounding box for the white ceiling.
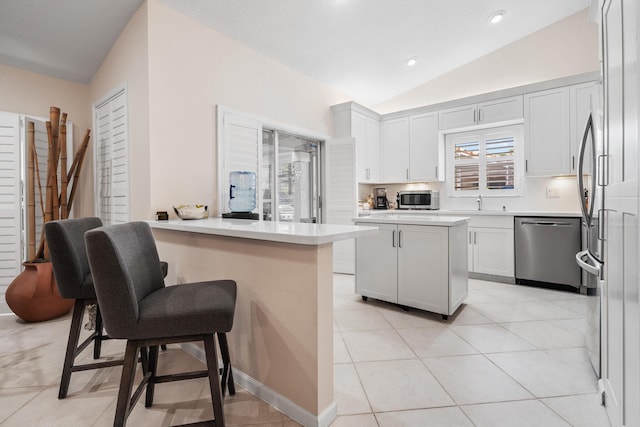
[1,0,590,105]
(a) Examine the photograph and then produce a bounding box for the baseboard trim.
[469,272,515,284]
[180,342,337,427]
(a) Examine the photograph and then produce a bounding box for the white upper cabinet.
[524,86,571,176]
[380,112,443,183]
[524,83,596,177]
[570,81,598,174]
[438,104,476,130]
[439,96,523,130]
[409,112,441,181]
[381,116,410,182]
[331,103,381,183]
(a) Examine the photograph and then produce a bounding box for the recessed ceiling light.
[488,10,505,24]
[405,57,417,67]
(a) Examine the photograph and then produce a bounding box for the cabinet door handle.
[392,230,396,248]
[366,168,370,179]
[398,230,402,248]
[473,110,477,123]
[469,231,473,244]
[406,168,409,180]
[478,108,482,123]
[474,231,477,245]
[525,159,528,173]
[435,165,438,178]
[572,156,575,171]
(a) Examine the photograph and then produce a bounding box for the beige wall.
[0,64,93,216]
[154,230,335,416]
[145,0,349,217]
[88,2,151,221]
[375,9,600,114]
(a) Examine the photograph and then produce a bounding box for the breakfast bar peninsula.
[148,218,377,427]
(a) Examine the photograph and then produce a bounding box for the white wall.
[89,2,150,221]
[375,9,599,114]
[146,0,350,217]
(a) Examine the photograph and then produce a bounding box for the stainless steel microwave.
[397,190,439,210]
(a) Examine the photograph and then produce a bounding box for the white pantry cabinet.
[438,96,523,130]
[331,102,381,183]
[355,220,468,318]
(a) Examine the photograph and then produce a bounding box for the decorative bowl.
[173,205,208,220]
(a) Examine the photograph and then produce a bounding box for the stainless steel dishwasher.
[514,216,582,289]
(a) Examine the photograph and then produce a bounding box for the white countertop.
[148,218,378,245]
[354,214,469,226]
[359,209,582,218]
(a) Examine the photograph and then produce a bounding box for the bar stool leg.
[217,333,235,396]
[59,299,85,399]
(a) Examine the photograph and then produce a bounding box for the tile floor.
[0,275,611,426]
[332,274,611,427]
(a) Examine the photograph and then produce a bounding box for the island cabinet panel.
[397,225,449,313]
[355,218,468,317]
[355,223,398,303]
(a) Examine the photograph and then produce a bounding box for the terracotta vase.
[6,261,74,322]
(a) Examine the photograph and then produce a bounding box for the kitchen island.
[148,218,377,427]
[354,215,469,319]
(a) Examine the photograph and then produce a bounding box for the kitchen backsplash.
[359,176,580,212]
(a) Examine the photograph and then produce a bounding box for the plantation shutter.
[0,113,22,314]
[95,89,129,225]
[325,137,357,274]
[219,112,260,215]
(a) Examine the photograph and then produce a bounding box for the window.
[447,125,522,196]
[94,88,129,225]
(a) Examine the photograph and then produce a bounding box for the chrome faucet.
[477,195,482,211]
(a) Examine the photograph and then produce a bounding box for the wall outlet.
[546,187,560,198]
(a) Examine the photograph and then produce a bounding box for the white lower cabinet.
[355,222,468,317]
[464,215,514,279]
[354,223,398,302]
[468,227,514,277]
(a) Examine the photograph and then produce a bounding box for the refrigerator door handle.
[576,249,601,276]
[577,114,596,223]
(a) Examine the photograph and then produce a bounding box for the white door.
[601,0,640,426]
[397,225,448,314]
[355,222,397,303]
[0,113,22,314]
[470,227,514,277]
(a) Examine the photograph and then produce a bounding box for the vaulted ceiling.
[1,0,591,105]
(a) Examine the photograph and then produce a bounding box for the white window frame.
[216,106,328,220]
[92,85,130,225]
[446,124,524,197]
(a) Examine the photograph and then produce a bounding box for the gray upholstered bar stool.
[85,221,237,427]
[45,217,169,399]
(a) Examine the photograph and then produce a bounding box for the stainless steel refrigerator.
[575,94,605,377]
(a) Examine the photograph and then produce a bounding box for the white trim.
[180,342,337,427]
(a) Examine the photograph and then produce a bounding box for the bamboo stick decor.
[30,106,91,261]
[27,122,36,262]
